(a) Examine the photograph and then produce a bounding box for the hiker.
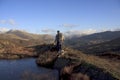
[54,30,64,53]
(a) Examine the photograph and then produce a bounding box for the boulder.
[36,51,58,68]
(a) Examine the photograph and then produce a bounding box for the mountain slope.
[80,37,120,55]
[35,44,120,80]
[0,30,54,46]
[65,31,120,49]
[6,30,53,40]
[0,39,36,59]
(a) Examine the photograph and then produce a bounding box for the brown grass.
[60,65,90,80]
[63,48,120,79]
[71,73,90,80]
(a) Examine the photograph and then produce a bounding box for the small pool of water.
[0,58,58,80]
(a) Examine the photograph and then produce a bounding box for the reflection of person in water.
[54,30,65,53]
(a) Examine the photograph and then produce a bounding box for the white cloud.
[0,19,17,26]
[100,27,120,32]
[41,29,55,33]
[64,28,120,37]
[0,20,6,24]
[114,28,120,31]
[81,29,97,34]
[8,19,16,25]
[0,27,10,33]
[60,24,79,28]
[64,29,97,37]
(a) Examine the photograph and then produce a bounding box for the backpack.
[56,33,63,42]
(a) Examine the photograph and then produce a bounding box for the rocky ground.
[0,46,37,59]
[0,42,119,80]
[36,44,119,80]
[0,40,37,59]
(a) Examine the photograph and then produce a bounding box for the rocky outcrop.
[36,49,118,80]
[54,57,117,80]
[61,62,117,80]
[36,51,58,67]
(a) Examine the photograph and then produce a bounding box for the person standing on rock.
[54,30,65,53]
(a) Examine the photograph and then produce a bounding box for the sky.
[0,0,120,35]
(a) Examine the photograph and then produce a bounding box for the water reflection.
[0,58,58,80]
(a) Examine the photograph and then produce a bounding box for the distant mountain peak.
[6,29,28,33]
[0,28,10,33]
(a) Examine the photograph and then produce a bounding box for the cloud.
[0,27,10,32]
[41,29,55,33]
[100,27,120,32]
[0,20,6,24]
[8,19,16,25]
[114,28,120,31]
[60,24,79,28]
[0,19,17,26]
[81,29,97,34]
[64,28,120,37]
[65,29,97,37]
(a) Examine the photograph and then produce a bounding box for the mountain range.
[65,31,120,49]
[80,37,120,55]
[0,29,54,46]
[0,29,120,79]
[0,29,120,55]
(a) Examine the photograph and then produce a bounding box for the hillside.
[0,39,36,59]
[35,44,120,80]
[0,30,54,46]
[6,30,52,40]
[0,29,120,79]
[65,31,120,48]
[79,37,120,55]
[0,30,55,59]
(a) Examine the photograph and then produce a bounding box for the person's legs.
[56,41,62,53]
[59,43,62,52]
[56,41,60,52]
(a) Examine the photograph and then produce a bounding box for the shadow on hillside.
[27,44,57,56]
